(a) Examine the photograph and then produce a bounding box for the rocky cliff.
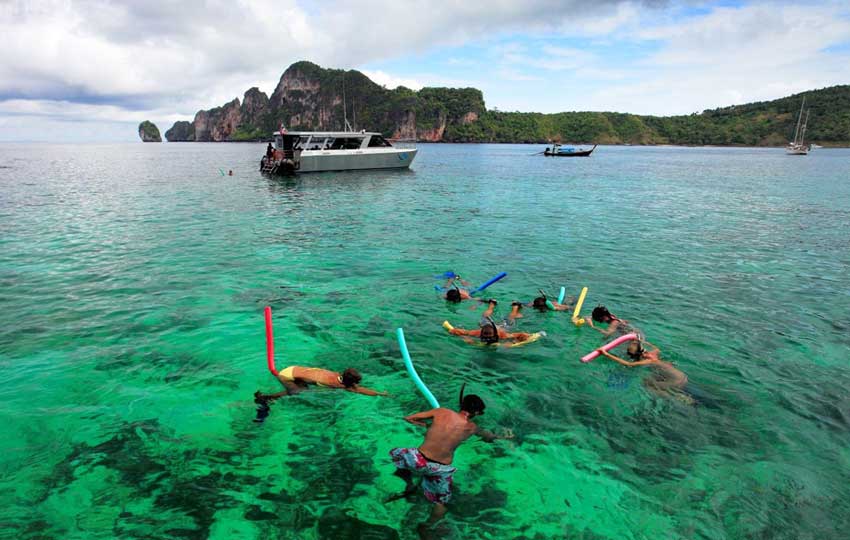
[166,61,484,142]
[165,61,850,146]
[138,121,161,142]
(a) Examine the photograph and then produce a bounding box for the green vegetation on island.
[165,61,850,146]
[138,121,162,142]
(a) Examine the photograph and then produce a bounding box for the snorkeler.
[442,274,495,304]
[387,387,513,529]
[596,340,693,404]
[254,366,387,422]
[585,305,633,337]
[443,276,473,303]
[529,289,573,312]
[447,300,536,346]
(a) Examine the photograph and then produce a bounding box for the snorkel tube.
[470,272,507,296]
[539,289,556,311]
[397,328,440,408]
[264,306,278,375]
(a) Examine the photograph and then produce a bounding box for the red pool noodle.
[264,306,277,375]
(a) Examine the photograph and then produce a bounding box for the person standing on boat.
[266,143,274,159]
[387,391,513,529]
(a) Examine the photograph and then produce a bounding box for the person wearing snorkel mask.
[442,275,472,303]
[387,385,514,529]
[447,300,533,346]
[252,366,388,423]
[530,289,573,312]
[596,339,694,404]
[585,305,634,337]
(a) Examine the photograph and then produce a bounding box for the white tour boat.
[260,130,417,174]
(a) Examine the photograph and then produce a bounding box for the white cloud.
[359,70,424,90]
[1,0,849,138]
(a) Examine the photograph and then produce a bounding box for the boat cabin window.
[328,137,364,150]
[275,134,297,151]
[367,135,392,147]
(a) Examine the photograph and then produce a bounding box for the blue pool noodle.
[470,272,507,296]
[557,287,565,304]
[396,328,440,409]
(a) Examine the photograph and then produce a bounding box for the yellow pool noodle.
[442,321,455,332]
[572,287,588,326]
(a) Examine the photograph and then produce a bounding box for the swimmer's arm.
[598,349,636,366]
[585,318,609,335]
[403,410,436,427]
[349,385,388,397]
[476,426,515,442]
[450,328,479,337]
[642,341,659,352]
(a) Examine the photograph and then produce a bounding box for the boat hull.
[544,150,594,157]
[297,148,417,173]
[543,144,596,157]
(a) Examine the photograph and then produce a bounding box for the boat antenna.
[342,72,353,132]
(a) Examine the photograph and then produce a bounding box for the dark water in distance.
[1,142,849,539]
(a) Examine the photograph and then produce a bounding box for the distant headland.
[162,60,850,147]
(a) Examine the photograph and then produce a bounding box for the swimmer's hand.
[585,317,594,327]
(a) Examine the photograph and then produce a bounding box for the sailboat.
[786,98,810,155]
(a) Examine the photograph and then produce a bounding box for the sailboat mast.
[800,109,809,145]
[342,75,347,132]
[792,97,805,144]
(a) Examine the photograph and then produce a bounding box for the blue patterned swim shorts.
[389,447,456,504]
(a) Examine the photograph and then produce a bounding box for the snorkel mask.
[479,317,500,344]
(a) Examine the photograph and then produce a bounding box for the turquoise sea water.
[1,142,849,539]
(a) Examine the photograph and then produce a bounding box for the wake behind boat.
[543,143,597,157]
[260,130,417,175]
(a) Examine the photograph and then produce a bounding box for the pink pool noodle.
[264,306,277,375]
[581,333,638,363]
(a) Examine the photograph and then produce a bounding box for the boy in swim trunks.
[596,340,694,404]
[254,366,387,422]
[388,393,513,527]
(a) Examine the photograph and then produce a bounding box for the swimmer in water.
[585,305,632,337]
[443,276,473,303]
[596,340,694,404]
[387,388,513,530]
[447,300,538,346]
[530,289,573,312]
[254,366,387,422]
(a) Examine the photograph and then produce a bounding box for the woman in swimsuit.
[597,340,693,404]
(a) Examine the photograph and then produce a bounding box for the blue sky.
[1,0,849,141]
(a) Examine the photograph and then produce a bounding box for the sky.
[1,0,849,141]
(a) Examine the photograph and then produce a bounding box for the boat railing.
[389,138,417,149]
